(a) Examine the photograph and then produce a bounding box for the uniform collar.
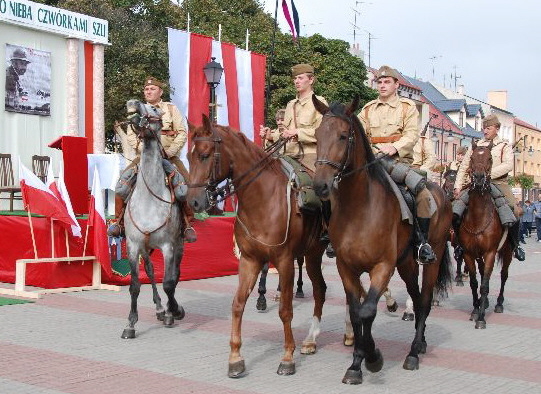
[375,94,400,108]
[481,136,504,145]
[147,100,164,108]
[295,93,314,105]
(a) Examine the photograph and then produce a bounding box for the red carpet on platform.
[0,212,238,289]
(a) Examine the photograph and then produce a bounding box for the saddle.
[279,156,322,213]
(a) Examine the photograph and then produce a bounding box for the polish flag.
[46,165,82,238]
[167,28,267,165]
[19,160,76,229]
[88,167,111,274]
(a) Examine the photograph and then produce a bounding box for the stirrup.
[107,222,124,237]
[184,226,197,243]
[416,243,436,265]
[514,246,525,262]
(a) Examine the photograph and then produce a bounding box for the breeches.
[416,188,432,218]
[493,180,520,216]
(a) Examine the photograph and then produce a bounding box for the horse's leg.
[476,251,497,329]
[141,254,165,321]
[228,255,263,378]
[169,242,185,320]
[161,244,184,327]
[402,297,415,321]
[256,262,269,311]
[454,244,465,286]
[121,247,142,339]
[301,249,327,354]
[275,257,297,375]
[295,255,305,298]
[495,248,512,313]
[464,254,480,323]
[383,287,398,312]
[343,277,365,347]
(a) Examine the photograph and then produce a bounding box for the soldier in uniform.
[108,77,196,242]
[412,132,437,181]
[359,65,436,264]
[447,145,468,172]
[5,48,30,110]
[260,108,286,148]
[453,114,525,260]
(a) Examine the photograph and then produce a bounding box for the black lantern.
[204,57,224,123]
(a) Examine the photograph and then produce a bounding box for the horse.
[120,100,186,339]
[456,142,513,329]
[187,115,327,377]
[312,96,453,384]
[443,168,468,286]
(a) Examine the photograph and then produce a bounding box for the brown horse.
[186,115,327,377]
[312,97,453,384]
[457,142,513,329]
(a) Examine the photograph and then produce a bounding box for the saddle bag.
[279,156,321,213]
[162,159,187,202]
[380,156,427,195]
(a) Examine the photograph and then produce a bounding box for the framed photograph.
[5,44,51,116]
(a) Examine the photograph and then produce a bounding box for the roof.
[463,94,514,115]
[367,66,422,92]
[434,99,466,113]
[466,104,483,117]
[514,117,541,132]
[402,75,447,103]
[462,124,483,139]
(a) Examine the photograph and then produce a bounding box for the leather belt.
[370,135,401,144]
[493,175,508,181]
[161,130,177,136]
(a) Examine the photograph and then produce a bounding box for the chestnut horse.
[312,97,453,384]
[457,142,513,329]
[187,115,327,377]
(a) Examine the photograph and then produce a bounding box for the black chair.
[0,153,22,211]
[32,155,50,183]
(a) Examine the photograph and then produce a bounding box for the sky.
[261,0,540,127]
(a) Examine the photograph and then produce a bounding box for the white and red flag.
[18,159,76,229]
[88,167,111,273]
[167,28,266,151]
[46,164,82,238]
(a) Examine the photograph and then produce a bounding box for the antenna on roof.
[452,65,462,93]
[429,55,442,80]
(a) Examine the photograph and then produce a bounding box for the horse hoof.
[432,300,440,307]
[387,301,398,313]
[403,355,419,370]
[163,315,175,327]
[121,328,136,339]
[300,341,317,355]
[173,307,185,320]
[256,297,267,311]
[402,312,414,321]
[494,305,504,313]
[228,360,246,378]
[365,349,383,373]
[342,369,363,385]
[343,334,354,347]
[277,361,295,375]
[420,341,427,354]
[475,320,486,329]
[295,290,305,298]
[156,311,165,321]
[455,280,464,287]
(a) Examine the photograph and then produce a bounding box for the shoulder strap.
[401,101,408,129]
[500,142,507,162]
[364,103,374,135]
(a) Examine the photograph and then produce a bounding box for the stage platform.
[0,211,238,289]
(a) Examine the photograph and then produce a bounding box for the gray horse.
[121,99,186,339]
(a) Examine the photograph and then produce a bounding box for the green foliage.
[55,0,374,146]
[508,173,534,190]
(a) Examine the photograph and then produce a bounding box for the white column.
[66,38,79,136]
[93,44,105,154]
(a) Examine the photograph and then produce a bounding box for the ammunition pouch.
[280,156,321,213]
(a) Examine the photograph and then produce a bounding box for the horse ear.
[312,94,329,115]
[345,95,361,117]
[472,140,477,149]
[201,114,212,135]
[187,120,196,135]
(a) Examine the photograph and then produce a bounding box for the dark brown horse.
[187,115,327,377]
[312,97,453,384]
[457,142,513,329]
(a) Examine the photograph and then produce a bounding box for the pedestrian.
[533,196,541,242]
[521,200,535,241]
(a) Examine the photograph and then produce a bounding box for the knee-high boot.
[107,194,126,237]
[320,200,335,258]
[509,221,526,261]
[416,217,436,264]
[181,200,197,243]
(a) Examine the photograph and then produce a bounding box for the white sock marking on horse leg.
[304,316,321,343]
[383,288,395,307]
[405,297,414,314]
[345,304,353,339]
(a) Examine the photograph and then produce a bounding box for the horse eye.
[200,153,210,161]
[339,133,348,141]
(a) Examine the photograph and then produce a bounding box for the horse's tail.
[435,241,454,298]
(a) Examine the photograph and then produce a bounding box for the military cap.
[482,114,500,128]
[376,65,400,81]
[457,146,468,155]
[11,48,30,63]
[291,63,314,77]
[144,76,165,89]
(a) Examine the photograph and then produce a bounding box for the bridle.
[469,147,492,195]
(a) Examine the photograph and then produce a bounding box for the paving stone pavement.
[0,239,540,393]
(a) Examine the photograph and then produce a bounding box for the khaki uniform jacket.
[269,93,328,160]
[455,137,514,191]
[358,95,419,162]
[448,160,461,172]
[412,136,437,172]
[127,100,187,159]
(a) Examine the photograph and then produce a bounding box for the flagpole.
[27,210,38,259]
[265,0,280,122]
[65,229,70,259]
[50,218,55,258]
[82,221,90,257]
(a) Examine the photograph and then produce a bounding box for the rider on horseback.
[453,114,525,261]
[447,145,467,172]
[108,76,197,242]
[359,65,437,264]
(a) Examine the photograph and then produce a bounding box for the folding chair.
[0,153,22,211]
[32,155,50,183]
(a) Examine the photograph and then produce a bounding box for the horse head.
[312,95,361,200]
[469,142,493,194]
[125,99,163,140]
[187,114,230,212]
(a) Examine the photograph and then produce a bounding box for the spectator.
[522,200,535,241]
[533,196,541,242]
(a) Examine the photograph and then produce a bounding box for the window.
[459,111,464,127]
[452,144,457,160]
[474,116,479,130]
[435,140,440,158]
[443,142,449,161]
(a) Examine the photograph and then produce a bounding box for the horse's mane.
[327,102,392,193]
[214,125,284,175]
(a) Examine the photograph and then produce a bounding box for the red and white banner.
[19,160,76,229]
[88,167,111,274]
[46,164,82,238]
[167,28,266,155]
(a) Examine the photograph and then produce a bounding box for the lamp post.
[431,123,454,185]
[203,57,224,123]
[513,135,535,200]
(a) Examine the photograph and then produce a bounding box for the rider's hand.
[281,128,298,139]
[259,125,270,139]
[378,143,398,156]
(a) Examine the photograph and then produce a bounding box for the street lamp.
[431,124,455,185]
[203,57,224,123]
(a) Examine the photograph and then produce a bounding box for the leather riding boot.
[416,217,436,264]
[181,200,197,243]
[320,200,335,257]
[509,221,526,261]
[107,194,126,237]
[452,213,462,233]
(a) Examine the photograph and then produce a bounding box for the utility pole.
[351,1,371,46]
[429,55,442,80]
[367,31,376,68]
